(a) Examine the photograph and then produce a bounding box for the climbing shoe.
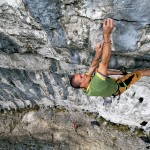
[119,66,128,75]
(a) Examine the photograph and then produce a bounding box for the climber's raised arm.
[97,18,114,76]
[86,42,103,77]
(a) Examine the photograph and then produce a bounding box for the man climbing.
[70,18,150,97]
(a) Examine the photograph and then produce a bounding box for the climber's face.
[74,73,90,88]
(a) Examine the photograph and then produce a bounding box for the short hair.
[70,74,80,88]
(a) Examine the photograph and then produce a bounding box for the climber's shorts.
[114,71,142,96]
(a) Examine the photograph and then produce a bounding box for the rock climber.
[70,18,150,97]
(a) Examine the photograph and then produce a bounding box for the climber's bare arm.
[86,42,103,76]
[98,18,114,76]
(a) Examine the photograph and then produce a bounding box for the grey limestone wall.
[0,0,149,109]
[0,0,150,148]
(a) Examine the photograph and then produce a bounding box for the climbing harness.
[112,79,128,100]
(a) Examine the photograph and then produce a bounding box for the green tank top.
[83,73,118,97]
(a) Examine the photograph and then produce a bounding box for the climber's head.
[70,73,90,89]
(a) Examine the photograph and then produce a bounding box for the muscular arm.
[97,18,114,76]
[86,42,103,76]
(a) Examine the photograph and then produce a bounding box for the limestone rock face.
[0,108,148,150]
[0,0,150,144]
